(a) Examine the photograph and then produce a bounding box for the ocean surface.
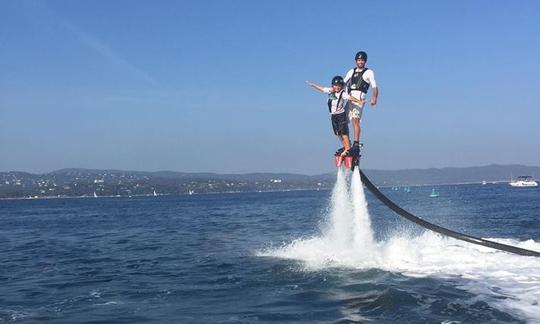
[1,169,539,323]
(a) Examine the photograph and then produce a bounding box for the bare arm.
[370,87,378,106]
[305,81,327,93]
[348,95,365,106]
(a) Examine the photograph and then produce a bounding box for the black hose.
[359,170,540,257]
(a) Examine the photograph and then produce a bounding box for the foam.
[257,168,540,321]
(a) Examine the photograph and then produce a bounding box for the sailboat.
[93,191,98,198]
[153,190,157,196]
[429,188,439,198]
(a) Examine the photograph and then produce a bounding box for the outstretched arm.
[305,80,327,93]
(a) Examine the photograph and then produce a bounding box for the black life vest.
[348,68,370,94]
[327,90,344,113]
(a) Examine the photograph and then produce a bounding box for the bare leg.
[339,135,351,156]
[352,118,361,143]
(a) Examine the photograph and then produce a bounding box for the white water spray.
[322,168,355,248]
[350,168,376,256]
[322,168,375,248]
[258,167,540,321]
[263,167,379,268]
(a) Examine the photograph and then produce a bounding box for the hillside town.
[0,169,331,199]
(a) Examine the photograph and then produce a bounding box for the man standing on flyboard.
[343,51,379,156]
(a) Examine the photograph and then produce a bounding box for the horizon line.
[2,163,540,176]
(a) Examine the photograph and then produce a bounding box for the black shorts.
[331,112,349,136]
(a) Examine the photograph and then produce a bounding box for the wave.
[257,168,540,321]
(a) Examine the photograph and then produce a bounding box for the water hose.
[359,170,540,257]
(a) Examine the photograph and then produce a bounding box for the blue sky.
[1,0,539,174]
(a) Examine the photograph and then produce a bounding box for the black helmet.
[355,51,368,61]
[331,75,344,86]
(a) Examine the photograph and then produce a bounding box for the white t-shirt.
[322,88,351,115]
[344,68,377,101]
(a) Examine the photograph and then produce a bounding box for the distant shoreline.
[0,180,521,201]
[2,165,537,199]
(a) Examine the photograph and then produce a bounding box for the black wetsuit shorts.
[331,112,349,136]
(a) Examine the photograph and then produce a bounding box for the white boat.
[509,176,538,187]
[188,190,194,195]
[93,191,98,198]
[153,190,157,196]
[429,188,439,198]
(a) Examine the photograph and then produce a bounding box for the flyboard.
[334,146,540,257]
[334,144,362,171]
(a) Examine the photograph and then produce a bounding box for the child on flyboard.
[306,76,365,169]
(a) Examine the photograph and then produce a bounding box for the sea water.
[0,172,539,323]
[263,169,540,322]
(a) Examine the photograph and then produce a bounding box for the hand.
[353,99,364,107]
[370,97,377,106]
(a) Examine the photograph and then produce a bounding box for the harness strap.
[327,90,345,113]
